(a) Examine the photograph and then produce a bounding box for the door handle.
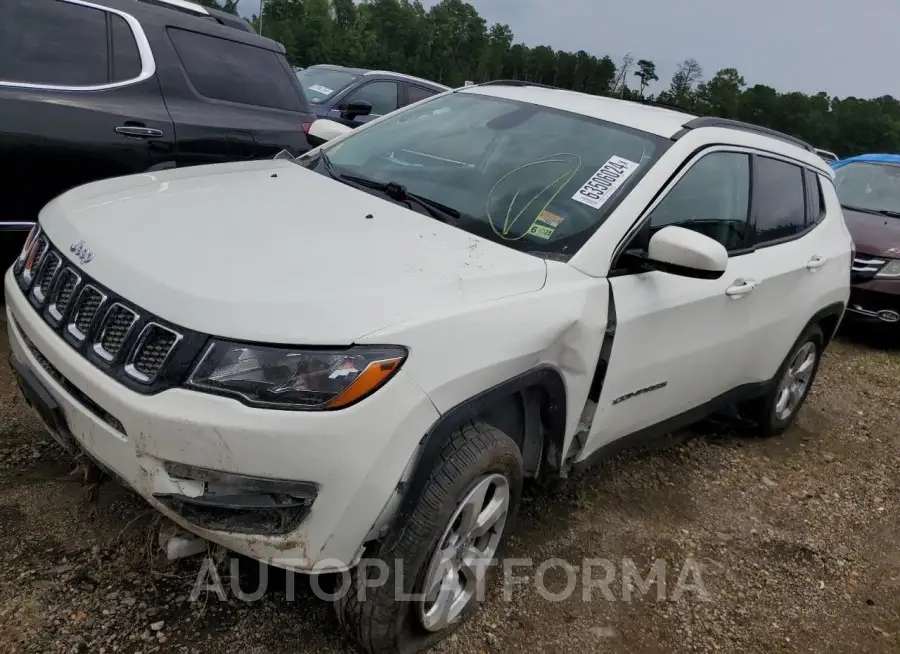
[807,255,827,270]
[115,126,164,139]
[725,278,758,298]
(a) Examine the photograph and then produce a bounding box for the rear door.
[581,148,761,454]
[737,156,840,384]
[157,26,313,163]
[0,0,174,231]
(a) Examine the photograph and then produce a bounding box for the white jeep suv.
[7,81,851,653]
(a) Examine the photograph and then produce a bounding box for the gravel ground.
[0,314,897,654]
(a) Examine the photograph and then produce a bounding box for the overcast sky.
[236,0,896,99]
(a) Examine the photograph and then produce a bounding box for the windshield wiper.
[842,204,900,219]
[339,174,461,225]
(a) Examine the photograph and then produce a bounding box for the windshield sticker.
[525,209,565,240]
[572,156,640,210]
[309,84,334,95]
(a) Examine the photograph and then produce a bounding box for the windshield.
[311,91,669,257]
[833,161,900,216]
[297,68,358,104]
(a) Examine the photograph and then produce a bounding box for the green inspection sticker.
[528,223,556,239]
[527,209,564,239]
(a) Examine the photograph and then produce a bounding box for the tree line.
[200,0,900,157]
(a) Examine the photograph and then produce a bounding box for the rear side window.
[753,157,807,244]
[111,15,142,82]
[805,169,825,225]
[0,0,108,87]
[407,84,438,105]
[168,28,303,112]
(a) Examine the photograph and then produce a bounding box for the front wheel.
[740,324,824,436]
[336,421,523,654]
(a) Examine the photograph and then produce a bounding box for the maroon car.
[832,155,900,328]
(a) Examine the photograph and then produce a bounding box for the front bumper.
[5,269,440,572]
[846,278,900,326]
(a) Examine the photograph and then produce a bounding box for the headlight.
[876,259,900,278]
[187,341,407,410]
[15,224,41,275]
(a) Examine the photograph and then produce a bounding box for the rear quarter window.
[167,28,303,112]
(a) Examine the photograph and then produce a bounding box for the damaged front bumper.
[6,269,440,573]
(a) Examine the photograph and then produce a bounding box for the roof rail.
[138,0,209,16]
[679,117,815,153]
[476,79,564,91]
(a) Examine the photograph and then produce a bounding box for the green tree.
[633,59,658,98]
[247,0,900,157]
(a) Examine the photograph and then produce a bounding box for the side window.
[407,84,437,105]
[647,151,751,251]
[0,0,108,87]
[346,81,399,115]
[805,169,825,225]
[753,157,807,244]
[168,28,303,112]
[110,15,142,82]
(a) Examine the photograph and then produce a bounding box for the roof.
[461,84,694,138]
[304,64,449,90]
[832,153,900,168]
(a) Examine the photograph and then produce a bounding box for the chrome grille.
[33,251,62,304]
[48,268,81,322]
[852,254,885,274]
[69,285,106,341]
[126,323,182,382]
[14,234,197,393]
[94,303,139,362]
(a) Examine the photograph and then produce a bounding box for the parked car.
[831,154,900,327]
[815,148,839,164]
[296,64,450,127]
[8,81,851,653]
[0,0,315,261]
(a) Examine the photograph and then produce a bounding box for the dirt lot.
[0,312,897,654]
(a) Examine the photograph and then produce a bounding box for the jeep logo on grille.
[69,240,94,264]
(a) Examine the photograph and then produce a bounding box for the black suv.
[0,0,316,258]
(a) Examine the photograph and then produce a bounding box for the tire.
[336,421,523,654]
[740,323,824,437]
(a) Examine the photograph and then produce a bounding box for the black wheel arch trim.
[392,365,567,526]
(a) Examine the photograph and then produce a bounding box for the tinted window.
[754,157,806,243]
[111,15,142,82]
[833,161,900,215]
[297,68,358,104]
[0,0,108,87]
[345,81,399,115]
[407,85,438,105]
[168,28,303,111]
[805,169,824,225]
[648,152,751,251]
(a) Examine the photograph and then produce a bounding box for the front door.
[328,80,400,127]
[579,148,761,456]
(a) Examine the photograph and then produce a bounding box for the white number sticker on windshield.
[309,84,334,95]
[571,156,640,210]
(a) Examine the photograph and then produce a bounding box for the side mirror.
[644,225,728,279]
[342,100,373,120]
[306,119,352,147]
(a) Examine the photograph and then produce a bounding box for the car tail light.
[301,122,312,135]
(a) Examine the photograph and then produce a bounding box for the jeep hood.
[843,207,900,258]
[39,160,547,344]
